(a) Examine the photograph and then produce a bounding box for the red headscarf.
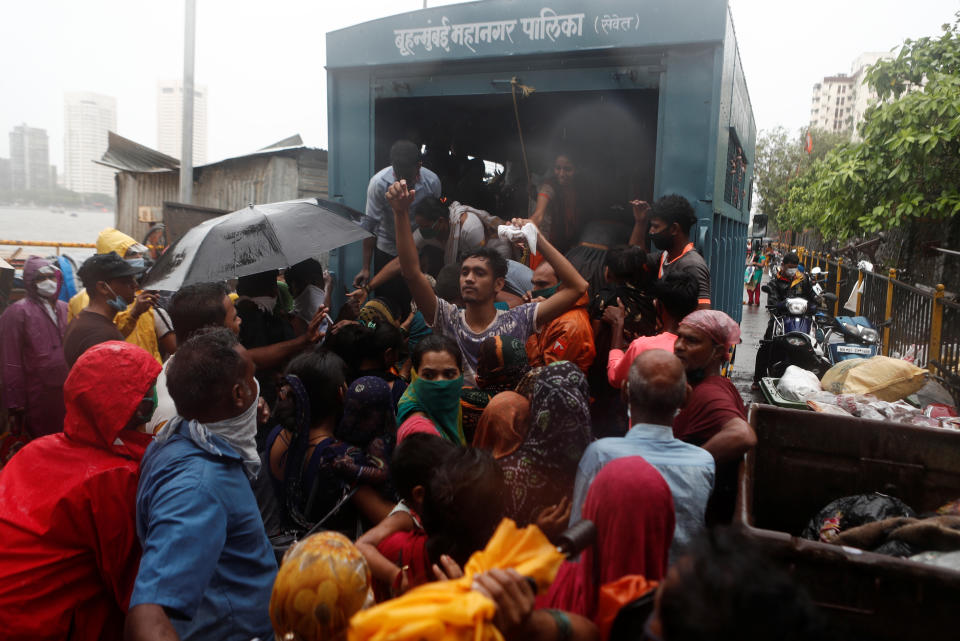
[541,456,675,620]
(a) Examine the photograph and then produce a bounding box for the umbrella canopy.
[142,198,371,291]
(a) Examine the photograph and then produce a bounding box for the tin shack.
[326,0,754,320]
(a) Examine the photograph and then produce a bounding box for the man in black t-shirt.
[630,194,711,309]
[63,252,144,367]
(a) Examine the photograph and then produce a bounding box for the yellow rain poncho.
[348,519,564,641]
[68,228,165,363]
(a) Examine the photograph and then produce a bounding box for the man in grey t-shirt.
[386,179,588,385]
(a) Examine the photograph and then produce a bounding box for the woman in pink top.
[603,271,700,389]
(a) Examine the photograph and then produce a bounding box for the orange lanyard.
[659,243,695,278]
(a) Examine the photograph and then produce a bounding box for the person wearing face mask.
[630,194,712,310]
[126,327,277,641]
[63,252,145,368]
[0,256,70,441]
[751,252,817,390]
[523,260,595,374]
[0,341,162,640]
[396,335,467,444]
[672,310,755,525]
[66,228,173,364]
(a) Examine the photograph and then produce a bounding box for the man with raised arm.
[354,140,442,316]
[387,178,588,385]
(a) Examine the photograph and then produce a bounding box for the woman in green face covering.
[396,335,466,444]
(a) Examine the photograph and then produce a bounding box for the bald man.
[570,349,715,562]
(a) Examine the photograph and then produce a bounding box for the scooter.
[806,266,881,364]
[820,314,881,364]
[759,283,838,379]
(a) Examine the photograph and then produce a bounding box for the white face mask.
[35,279,58,297]
[784,267,798,278]
[203,378,261,478]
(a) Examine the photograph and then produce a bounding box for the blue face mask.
[105,283,128,312]
[126,257,146,270]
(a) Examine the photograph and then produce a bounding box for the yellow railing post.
[883,268,896,356]
[855,270,865,315]
[929,284,945,373]
[834,258,843,316]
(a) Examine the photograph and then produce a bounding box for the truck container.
[737,404,960,640]
[325,0,754,320]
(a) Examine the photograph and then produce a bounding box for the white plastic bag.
[777,365,823,401]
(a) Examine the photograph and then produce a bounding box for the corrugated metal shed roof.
[99,132,327,175]
[260,134,303,150]
[95,131,180,172]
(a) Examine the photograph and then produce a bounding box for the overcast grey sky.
[1,0,955,170]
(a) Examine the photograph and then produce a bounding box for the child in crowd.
[356,433,456,599]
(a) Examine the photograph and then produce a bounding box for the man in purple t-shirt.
[386,179,588,385]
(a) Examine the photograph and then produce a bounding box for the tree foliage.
[754,127,849,226]
[780,12,960,239]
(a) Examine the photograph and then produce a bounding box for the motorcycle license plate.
[837,345,873,355]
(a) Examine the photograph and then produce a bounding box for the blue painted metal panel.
[326,69,375,310]
[328,0,727,69]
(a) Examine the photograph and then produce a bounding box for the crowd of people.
[0,140,824,641]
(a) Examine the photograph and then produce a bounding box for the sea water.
[0,206,115,262]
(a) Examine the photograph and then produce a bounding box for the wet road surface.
[731,288,769,405]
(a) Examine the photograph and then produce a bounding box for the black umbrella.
[142,198,371,291]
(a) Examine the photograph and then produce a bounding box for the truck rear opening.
[373,88,658,211]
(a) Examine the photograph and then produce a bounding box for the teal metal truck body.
[325,0,754,320]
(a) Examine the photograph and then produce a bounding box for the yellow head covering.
[96,227,142,257]
[271,532,374,641]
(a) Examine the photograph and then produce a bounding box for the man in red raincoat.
[0,341,161,641]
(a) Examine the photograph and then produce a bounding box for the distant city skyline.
[9,124,50,191]
[0,0,956,173]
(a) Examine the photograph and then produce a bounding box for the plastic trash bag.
[777,365,822,402]
[802,492,916,543]
[820,356,927,401]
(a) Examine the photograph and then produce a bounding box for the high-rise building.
[157,79,208,164]
[9,124,50,192]
[64,91,117,194]
[809,52,893,140]
[0,158,11,192]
